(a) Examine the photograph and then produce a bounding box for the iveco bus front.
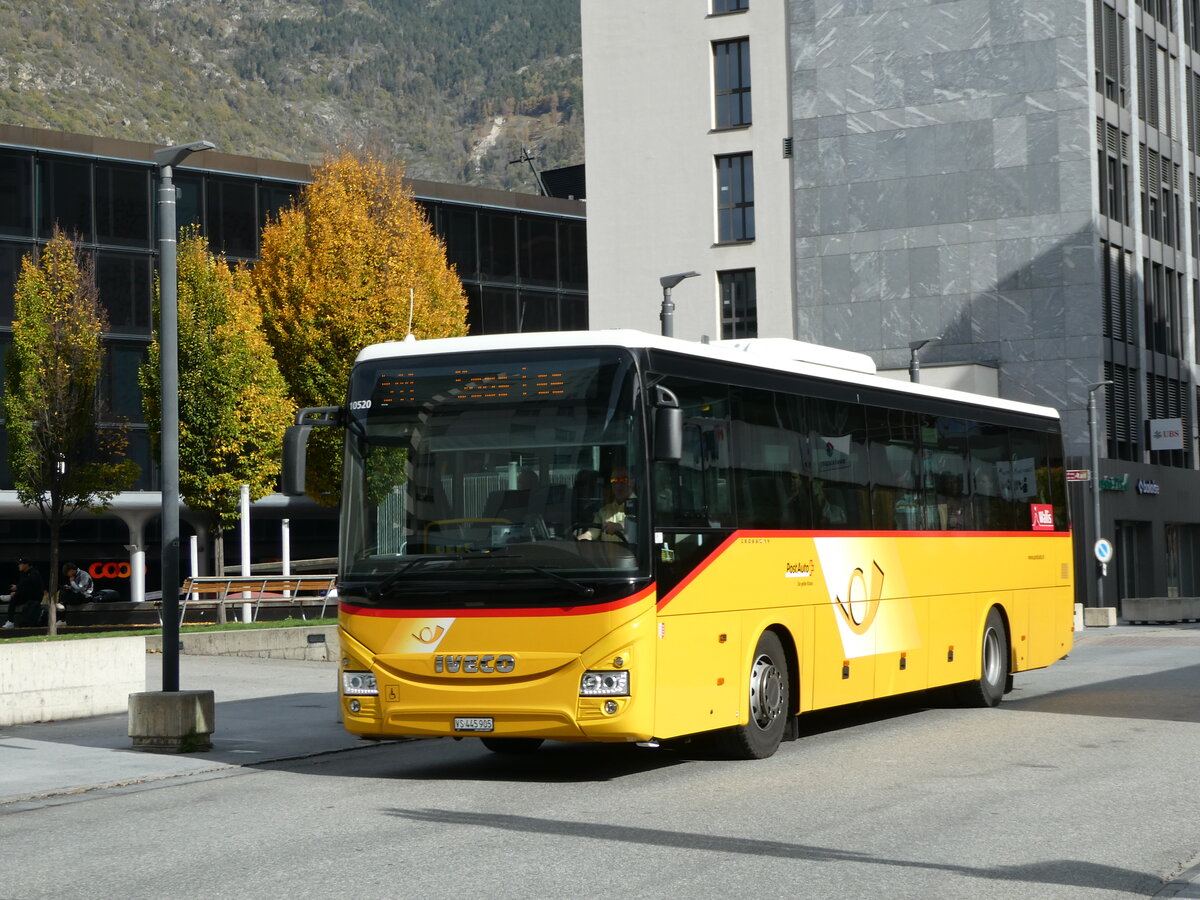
[283,335,679,752]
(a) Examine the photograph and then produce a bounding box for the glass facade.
[420,199,588,335]
[0,138,588,493]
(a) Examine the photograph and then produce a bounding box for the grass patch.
[1,617,338,643]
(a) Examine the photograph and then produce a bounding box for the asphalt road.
[2,628,1198,899]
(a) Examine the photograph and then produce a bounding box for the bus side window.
[809,396,870,529]
[654,379,733,529]
[730,387,806,530]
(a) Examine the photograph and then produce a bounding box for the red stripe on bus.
[340,583,656,619]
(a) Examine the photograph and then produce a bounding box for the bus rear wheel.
[955,607,1008,708]
[715,630,790,760]
[480,737,544,754]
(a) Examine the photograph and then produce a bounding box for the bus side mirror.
[281,424,312,496]
[654,387,682,463]
[282,407,344,497]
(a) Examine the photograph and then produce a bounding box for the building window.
[1140,146,1180,247]
[719,269,757,338]
[0,151,33,238]
[712,0,749,12]
[95,251,152,335]
[205,177,257,259]
[37,157,92,241]
[1105,362,1140,461]
[1094,0,1128,106]
[1102,242,1135,343]
[716,153,754,243]
[1097,122,1129,224]
[1138,0,1172,28]
[1138,33,1174,136]
[95,164,150,249]
[1186,0,1200,53]
[713,39,752,129]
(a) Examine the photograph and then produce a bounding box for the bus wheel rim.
[982,627,1002,684]
[750,652,784,729]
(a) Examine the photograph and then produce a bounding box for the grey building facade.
[790,0,1200,607]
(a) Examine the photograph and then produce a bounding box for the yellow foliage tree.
[251,150,468,502]
[139,228,295,577]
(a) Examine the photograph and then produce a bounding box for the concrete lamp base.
[128,690,216,753]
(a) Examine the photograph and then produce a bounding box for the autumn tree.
[139,228,294,578]
[251,150,468,501]
[4,228,139,635]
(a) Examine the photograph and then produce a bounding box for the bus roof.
[356,330,1060,422]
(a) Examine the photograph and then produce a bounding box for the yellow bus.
[283,330,1074,759]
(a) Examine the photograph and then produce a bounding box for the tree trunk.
[213,524,227,624]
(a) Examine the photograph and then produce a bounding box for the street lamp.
[155,140,214,692]
[908,338,938,383]
[659,271,700,338]
[1088,380,1114,609]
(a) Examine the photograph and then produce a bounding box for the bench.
[169,575,338,625]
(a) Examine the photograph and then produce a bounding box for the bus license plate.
[454,717,494,732]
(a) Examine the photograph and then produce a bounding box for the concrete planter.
[1123,597,1200,623]
[144,624,339,660]
[0,635,146,726]
[128,690,215,753]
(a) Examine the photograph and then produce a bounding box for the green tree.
[139,228,294,579]
[4,228,138,635]
[251,150,468,502]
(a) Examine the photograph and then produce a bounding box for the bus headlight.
[580,670,630,697]
[342,671,378,696]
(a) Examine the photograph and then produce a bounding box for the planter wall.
[0,636,146,725]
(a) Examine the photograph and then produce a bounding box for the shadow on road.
[382,808,1159,894]
[1002,662,1200,724]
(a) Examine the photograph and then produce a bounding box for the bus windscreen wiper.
[371,554,465,600]
[500,564,595,597]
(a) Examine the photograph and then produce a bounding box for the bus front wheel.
[955,607,1008,708]
[716,630,790,760]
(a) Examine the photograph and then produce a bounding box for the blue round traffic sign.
[1094,538,1114,564]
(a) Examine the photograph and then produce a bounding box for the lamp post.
[908,338,938,383]
[1088,380,1114,608]
[659,271,700,338]
[154,140,214,692]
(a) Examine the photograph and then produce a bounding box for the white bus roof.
[355,330,1060,422]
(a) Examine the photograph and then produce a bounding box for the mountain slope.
[0,0,583,192]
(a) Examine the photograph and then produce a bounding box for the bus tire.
[480,737,544,754]
[716,629,790,760]
[956,607,1008,708]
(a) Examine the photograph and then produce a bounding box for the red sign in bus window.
[1030,504,1055,531]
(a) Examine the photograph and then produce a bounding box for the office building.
[582,0,1200,606]
[0,124,586,596]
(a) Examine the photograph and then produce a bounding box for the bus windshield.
[340,347,648,600]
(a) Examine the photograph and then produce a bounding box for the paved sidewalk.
[0,654,363,808]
